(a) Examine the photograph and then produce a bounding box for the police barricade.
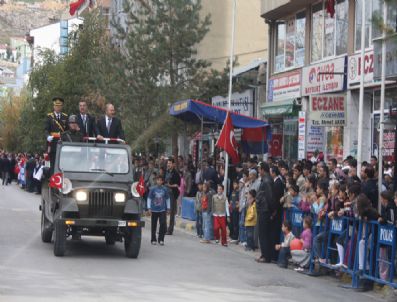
[360,220,397,288]
[307,216,397,289]
[320,216,360,287]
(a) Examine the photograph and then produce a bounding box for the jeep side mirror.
[42,167,51,179]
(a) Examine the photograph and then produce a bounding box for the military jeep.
[40,141,144,258]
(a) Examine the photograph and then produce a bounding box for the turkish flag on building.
[69,0,95,16]
[137,175,146,197]
[326,0,335,18]
[216,111,240,164]
[49,173,63,189]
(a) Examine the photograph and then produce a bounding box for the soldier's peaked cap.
[52,97,64,105]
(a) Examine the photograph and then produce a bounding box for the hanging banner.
[309,94,346,127]
[212,89,254,116]
[302,57,346,96]
[298,111,306,160]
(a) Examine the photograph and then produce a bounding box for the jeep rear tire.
[41,208,52,243]
[124,227,141,258]
[53,219,67,257]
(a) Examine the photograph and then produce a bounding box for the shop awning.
[261,99,299,117]
[170,99,270,129]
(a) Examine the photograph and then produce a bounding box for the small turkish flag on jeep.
[49,173,63,189]
[216,111,240,164]
[137,175,146,197]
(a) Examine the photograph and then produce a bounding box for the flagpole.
[356,0,366,175]
[223,0,236,194]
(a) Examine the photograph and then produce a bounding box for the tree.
[111,0,211,156]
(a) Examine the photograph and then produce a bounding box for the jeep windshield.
[59,145,129,174]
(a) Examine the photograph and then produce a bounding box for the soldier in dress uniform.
[44,97,68,171]
[61,115,84,143]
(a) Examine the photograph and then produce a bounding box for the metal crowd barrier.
[281,208,397,289]
[360,220,397,288]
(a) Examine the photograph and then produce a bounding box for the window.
[311,0,348,62]
[59,146,130,174]
[274,11,306,73]
[355,0,384,51]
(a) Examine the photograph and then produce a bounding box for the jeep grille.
[88,191,114,217]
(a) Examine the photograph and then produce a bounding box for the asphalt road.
[0,184,387,302]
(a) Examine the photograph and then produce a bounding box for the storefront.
[301,56,347,161]
[262,70,302,160]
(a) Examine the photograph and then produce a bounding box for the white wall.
[30,18,83,65]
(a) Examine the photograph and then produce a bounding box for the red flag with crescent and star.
[216,111,240,164]
[49,173,63,189]
[137,175,146,197]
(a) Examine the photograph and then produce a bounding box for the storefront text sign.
[309,94,346,127]
[212,89,253,116]
[298,111,306,160]
[348,50,374,87]
[302,57,346,96]
[268,70,301,102]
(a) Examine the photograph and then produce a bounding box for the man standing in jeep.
[44,97,68,171]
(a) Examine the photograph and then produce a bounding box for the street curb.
[175,218,196,232]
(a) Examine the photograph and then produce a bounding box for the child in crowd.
[292,216,313,271]
[275,220,295,268]
[280,177,295,208]
[312,181,327,218]
[379,190,397,225]
[289,184,301,209]
[239,174,249,246]
[146,175,170,246]
[212,184,230,247]
[200,182,214,244]
[195,181,204,238]
[244,190,257,251]
[229,180,240,243]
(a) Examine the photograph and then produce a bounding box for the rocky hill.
[0,0,69,43]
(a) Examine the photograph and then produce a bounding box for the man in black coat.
[270,165,285,261]
[25,154,36,192]
[76,99,99,138]
[1,154,10,186]
[255,162,274,263]
[360,165,378,209]
[97,103,125,141]
[165,158,181,235]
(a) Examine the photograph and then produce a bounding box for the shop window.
[274,11,306,73]
[354,0,386,51]
[311,0,348,62]
[283,118,298,161]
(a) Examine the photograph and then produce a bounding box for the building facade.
[261,0,397,162]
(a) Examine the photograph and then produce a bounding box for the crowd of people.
[140,153,397,290]
[0,151,45,193]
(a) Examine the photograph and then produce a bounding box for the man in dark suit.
[270,165,285,262]
[97,103,125,141]
[76,99,99,138]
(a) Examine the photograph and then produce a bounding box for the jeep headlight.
[76,191,87,202]
[114,193,126,203]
